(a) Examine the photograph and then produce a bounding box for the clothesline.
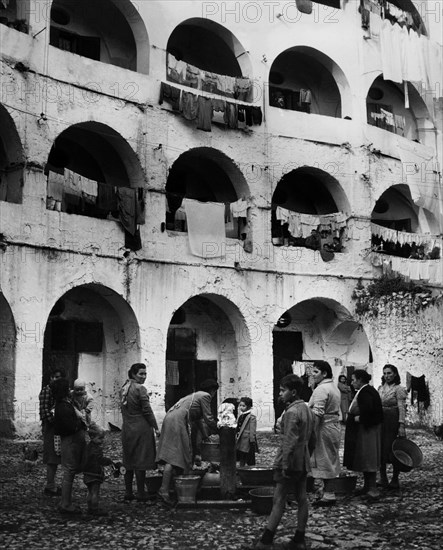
[371,252,442,284]
[160,82,263,132]
[167,53,253,102]
[371,223,441,248]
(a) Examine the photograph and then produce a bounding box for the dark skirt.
[381,407,399,463]
[344,418,381,472]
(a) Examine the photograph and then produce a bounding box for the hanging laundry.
[275,206,290,223]
[183,198,226,258]
[180,91,199,120]
[202,71,218,93]
[234,77,251,101]
[116,187,137,236]
[224,76,236,98]
[196,96,213,132]
[251,106,263,125]
[159,82,181,110]
[224,102,238,129]
[410,375,430,409]
[97,183,118,213]
[230,198,248,218]
[167,53,187,84]
[184,64,202,89]
[215,74,228,96]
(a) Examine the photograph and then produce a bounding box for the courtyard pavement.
[0,427,442,549]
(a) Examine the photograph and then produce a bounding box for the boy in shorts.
[253,374,315,550]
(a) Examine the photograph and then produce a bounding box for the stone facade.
[0,1,442,435]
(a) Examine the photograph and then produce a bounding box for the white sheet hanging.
[184,198,226,258]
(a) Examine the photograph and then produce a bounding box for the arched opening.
[0,295,16,436]
[165,294,251,413]
[271,166,350,251]
[366,76,435,146]
[46,122,146,247]
[42,284,140,428]
[269,46,350,118]
[49,0,149,73]
[166,18,253,101]
[0,103,24,204]
[371,184,441,259]
[165,147,250,242]
[272,298,371,423]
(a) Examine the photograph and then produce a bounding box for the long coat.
[308,379,341,479]
[273,399,315,473]
[156,391,217,472]
[343,384,383,472]
[236,411,257,453]
[120,380,159,471]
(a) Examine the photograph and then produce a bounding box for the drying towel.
[183,198,225,258]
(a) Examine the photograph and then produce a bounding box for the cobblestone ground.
[0,427,442,549]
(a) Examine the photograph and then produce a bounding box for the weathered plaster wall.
[362,299,443,426]
[0,1,441,435]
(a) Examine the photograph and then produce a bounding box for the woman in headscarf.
[120,363,159,502]
[156,379,219,505]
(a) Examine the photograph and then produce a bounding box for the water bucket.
[249,487,274,515]
[145,474,163,496]
[174,475,201,503]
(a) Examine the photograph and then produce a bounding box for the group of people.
[253,361,408,550]
[39,359,408,546]
[39,369,110,515]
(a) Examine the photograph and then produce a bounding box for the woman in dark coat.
[343,369,383,500]
[120,363,160,502]
[156,379,219,505]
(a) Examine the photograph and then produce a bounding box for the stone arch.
[164,292,252,411]
[167,17,252,78]
[49,0,149,73]
[271,166,350,247]
[0,294,16,436]
[165,147,250,238]
[371,184,440,256]
[0,103,25,204]
[42,283,140,428]
[272,297,371,420]
[365,75,435,147]
[268,46,352,118]
[45,121,146,218]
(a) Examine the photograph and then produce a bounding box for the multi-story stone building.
[0,0,442,435]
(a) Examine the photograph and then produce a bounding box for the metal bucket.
[249,487,274,515]
[174,475,201,503]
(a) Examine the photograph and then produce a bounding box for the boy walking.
[253,374,315,550]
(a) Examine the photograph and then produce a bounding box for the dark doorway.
[165,327,218,412]
[272,331,303,423]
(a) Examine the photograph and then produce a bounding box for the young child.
[71,379,94,429]
[236,397,258,466]
[83,425,113,516]
[252,374,315,550]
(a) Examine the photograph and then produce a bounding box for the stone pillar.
[219,426,236,499]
